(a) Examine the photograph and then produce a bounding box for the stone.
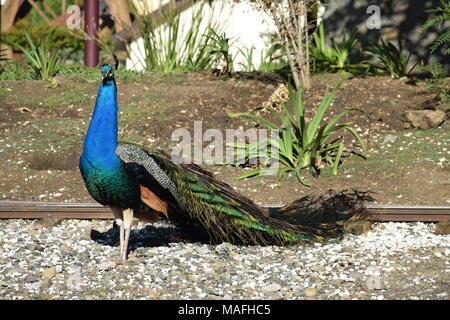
[7,268,23,276]
[13,252,25,260]
[311,265,326,272]
[40,278,52,290]
[344,221,372,235]
[435,220,450,235]
[265,283,282,292]
[28,230,39,236]
[382,134,398,144]
[98,261,115,271]
[341,246,355,253]
[403,110,446,130]
[196,245,211,255]
[148,288,157,299]
[304,287,317,297]
[42,266,57,279]
[349,272,362,280]
[215,242,235,255]
[32,218,62,229]
[133,247,148,258]
[25,274,40,283]
[177,248,194,256]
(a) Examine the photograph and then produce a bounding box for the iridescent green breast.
[79,155,142,209]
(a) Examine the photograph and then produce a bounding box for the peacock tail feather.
[116,143,371,245]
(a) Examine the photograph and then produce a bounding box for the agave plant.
[228,77,367,186]
[208,29,237,75]
[237,43,289,73]
[330,29,359,69]
[309,23,365,72]
[364,39,418,78]
[9,30,59,86]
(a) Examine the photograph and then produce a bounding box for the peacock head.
[101,64,115,82]
[101,54,119,83]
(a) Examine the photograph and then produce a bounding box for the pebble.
[40,278,52,290]
[311,265,326,272]
[42,267,57,279]
[265,283,282,292]
[0,219,448,299]
[383,134,398,144]
[305,287,317,297]
[98,261,115,271]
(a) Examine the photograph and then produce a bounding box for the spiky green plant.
[422,62,450,104]
[128,0,223,72]
[237,46,256,72]
[309,23,365,73]
[8,30,59,86]
[237,42,290,74]
[419,0,450,55]
[259,43,290,73]
[208,28,237,74]
[365,39,418,78]
[228,77,367,186]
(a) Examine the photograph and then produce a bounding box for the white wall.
[126,0,278,71]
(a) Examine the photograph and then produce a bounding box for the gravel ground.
[0,218,448,300]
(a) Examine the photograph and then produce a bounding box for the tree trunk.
[1,0,24,32]
[1,0,25,60]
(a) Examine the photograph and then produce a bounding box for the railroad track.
[0,200,449,222]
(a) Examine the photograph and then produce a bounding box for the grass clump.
[229,76,367,186]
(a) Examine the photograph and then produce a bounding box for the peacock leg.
[110,207,125,260]
[121,208,134,262]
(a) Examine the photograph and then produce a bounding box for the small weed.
[422,62,450,106]
[8,30,60,85]
[0,62,33,80]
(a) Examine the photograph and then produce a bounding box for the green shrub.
[0,62,33,81]
[237,42,290,74]
[8,30,60,86]
[309,23,367,73]
[129,0,224,72]
[364,39,418,78]
[419,0,450,55]
[3,19,84,58]
[228,77,367,186]
[423,62,450,105]
[56,61,145,83]
[208,28,236,74]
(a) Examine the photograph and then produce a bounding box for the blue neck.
[82,79,120,167]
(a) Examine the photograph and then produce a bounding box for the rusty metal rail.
[0,201,449,222]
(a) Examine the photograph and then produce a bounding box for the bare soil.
[0,71,448,206]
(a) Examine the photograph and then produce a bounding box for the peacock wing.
[115,143,311,245]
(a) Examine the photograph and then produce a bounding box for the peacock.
[79,57,370,262]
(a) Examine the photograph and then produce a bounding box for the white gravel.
[0,219,448,300]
